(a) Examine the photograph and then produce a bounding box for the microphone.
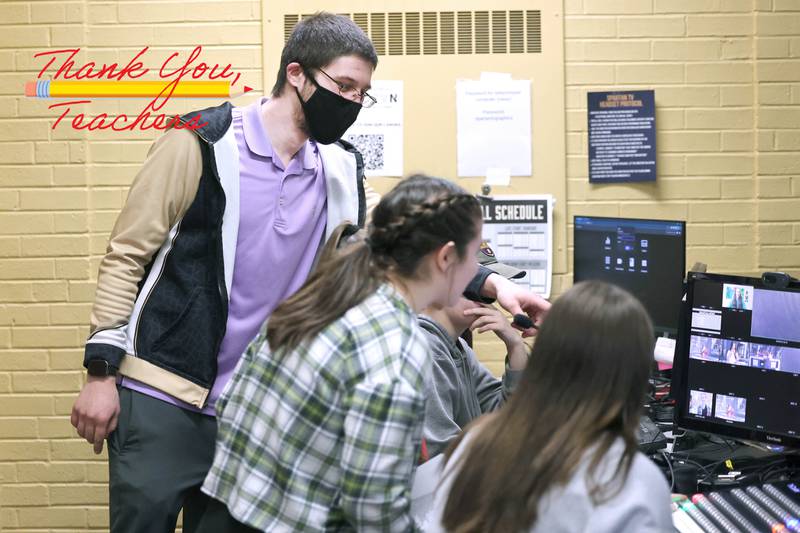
[512,314,538,330]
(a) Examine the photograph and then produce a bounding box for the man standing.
[71,13,380,533]
[71,12,549,533]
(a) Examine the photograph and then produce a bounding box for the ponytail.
[267,232,383,355]
[316,222,363,267]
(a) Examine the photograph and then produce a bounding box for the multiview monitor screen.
[573,216,686,336]
[674,272,800,448]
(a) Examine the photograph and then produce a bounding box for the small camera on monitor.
[761,271,795,289]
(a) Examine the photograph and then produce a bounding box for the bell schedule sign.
[588,90,656,183]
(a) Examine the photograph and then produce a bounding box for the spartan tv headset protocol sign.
[674,272,800,448]
[573,216,686,337]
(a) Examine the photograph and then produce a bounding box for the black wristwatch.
[87,359,117,377]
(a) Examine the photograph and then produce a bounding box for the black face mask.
[296,75,362,145]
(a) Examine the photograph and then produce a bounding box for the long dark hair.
[441,281,654,532]
[267,174,482,354]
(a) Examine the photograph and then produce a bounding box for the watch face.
[88,360,110,376]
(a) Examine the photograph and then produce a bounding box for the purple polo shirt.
[121,98,328,415]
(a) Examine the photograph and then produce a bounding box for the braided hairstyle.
[368,176,482,276]
[267,174,482,354]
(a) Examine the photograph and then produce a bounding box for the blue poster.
[588,90,656,183]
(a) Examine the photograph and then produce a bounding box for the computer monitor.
[573,216,686,336]
[673,271,800,449]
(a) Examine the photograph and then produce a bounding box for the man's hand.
[465,304,528,369]
[71,375,120,454]
[481,273,551,337]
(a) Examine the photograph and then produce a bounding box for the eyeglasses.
[314,67,377,108]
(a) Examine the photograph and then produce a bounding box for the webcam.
[761,271,798,289]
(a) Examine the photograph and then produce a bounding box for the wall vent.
[283,10,543,55]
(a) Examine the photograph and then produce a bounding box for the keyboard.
[637,415,668,454]
[672,480,800,532]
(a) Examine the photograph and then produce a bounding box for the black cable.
[763,466,800,483]
[752,457,796,483]
[661,449,729,488]
[662,428,800,488]
[672,457,712,477]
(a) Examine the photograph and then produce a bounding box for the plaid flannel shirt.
[202,284,430,532]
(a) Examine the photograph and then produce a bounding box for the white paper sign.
[456,79,532,178]
[480,195,554,298]
[654,336,677,366]
[344,80,403,177]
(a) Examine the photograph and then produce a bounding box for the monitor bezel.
[572,215,687,336]
[673,271,800,449]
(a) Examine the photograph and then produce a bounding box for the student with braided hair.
[197,175,485,532]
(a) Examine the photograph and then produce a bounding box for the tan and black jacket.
[83,102,376,408]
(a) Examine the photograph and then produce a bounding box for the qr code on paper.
[346,133,384,171]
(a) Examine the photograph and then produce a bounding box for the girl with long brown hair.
[197,175,484,532]
[428,281,673,533]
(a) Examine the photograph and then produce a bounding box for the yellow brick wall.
[561,0,800,292]
[1,1,798,531]
[755,2,800,271]
[1,1,263,530]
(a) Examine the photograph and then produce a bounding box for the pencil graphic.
[25,80,253,98]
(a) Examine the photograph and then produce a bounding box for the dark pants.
[195,498,260,533]
[108,387,217,533]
